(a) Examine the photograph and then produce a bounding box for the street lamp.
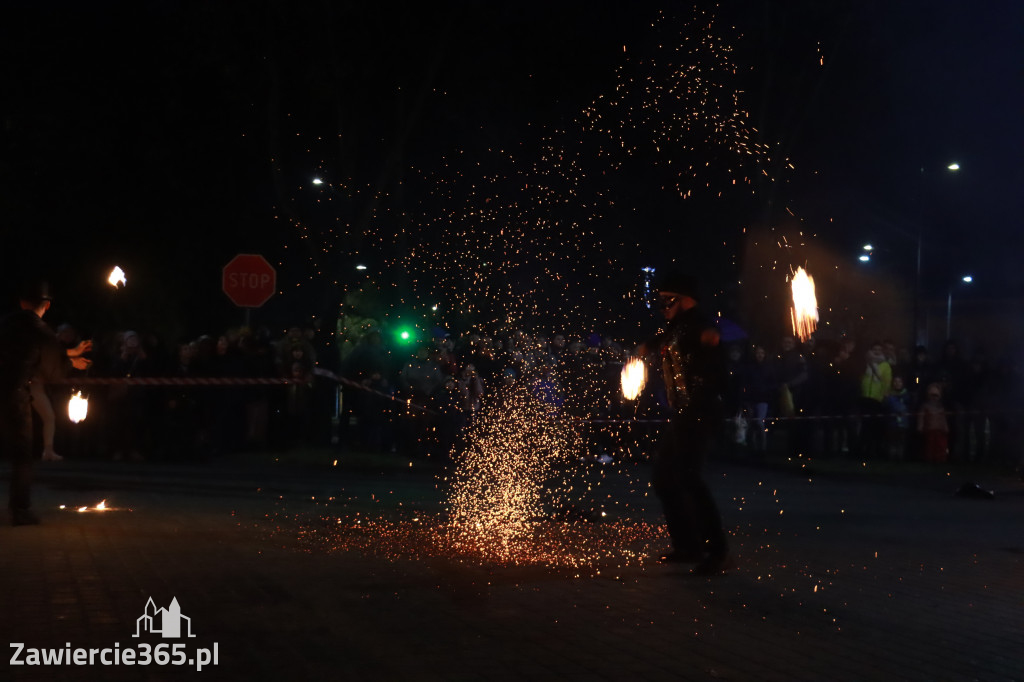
[946,275,973,340]
[913,162,961,347]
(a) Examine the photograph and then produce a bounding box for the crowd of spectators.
[723,335,1024,469]
[49,324,332,461]
[41,317,1024,473]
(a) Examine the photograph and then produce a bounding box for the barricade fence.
[47,373,1022,467]
[55,375,1017,423]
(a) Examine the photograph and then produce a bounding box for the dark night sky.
[1,1,1020,346]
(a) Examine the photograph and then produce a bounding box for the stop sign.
[222,254,277,308]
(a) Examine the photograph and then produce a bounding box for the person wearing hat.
[638,271,732,575]
[0,280,90,525]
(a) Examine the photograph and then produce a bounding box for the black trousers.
[652,412,728,558]
[1,392,34,511]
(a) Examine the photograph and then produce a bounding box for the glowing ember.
[789,266,818,342]
[75,499,110,513]
[68,390,89,423]
[107,266,126,287]
[620,357,647,400]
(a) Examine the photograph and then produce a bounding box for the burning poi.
[68,390,88,423]
[107,266,126,287]
[620,357,647,400]
[789,266,818,342]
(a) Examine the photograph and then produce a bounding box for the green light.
[400,330,410,340]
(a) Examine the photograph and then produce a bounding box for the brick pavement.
[1,454,1021,681]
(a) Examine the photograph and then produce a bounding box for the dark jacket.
[650,306,724,415]
[0,310,69,404]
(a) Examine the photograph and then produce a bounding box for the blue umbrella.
[716,317,748,343]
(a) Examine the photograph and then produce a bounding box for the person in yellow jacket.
[858,341,892,458]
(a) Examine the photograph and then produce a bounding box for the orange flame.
[620,357,647,400]
[68,391,89,423]
[790,267,818,342]
[108,266,126,287]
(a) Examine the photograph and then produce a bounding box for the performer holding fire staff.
[0,280,90,525]
[637,271,732,575]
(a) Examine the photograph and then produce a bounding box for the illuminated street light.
[862,244,873,251]
[946,274,974,339]
[914,162,963,347]
[312,177,323,185]
[355,264,367,270]
[859,254,871,262]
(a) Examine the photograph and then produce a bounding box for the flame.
[107,266,126,287]
[68,390,89,423]
[620,357,647,400]
[790,267,818,342]
[95,499,107,511]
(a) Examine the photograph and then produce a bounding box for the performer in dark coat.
[639,271,732,575]
[0,281,89,525]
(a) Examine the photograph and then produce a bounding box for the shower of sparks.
[287,509,665,572]
[274,6,777,338]
[620,357,647,400]
[68,390,88,423]
[446,382,580,563]
[789,266,818,341]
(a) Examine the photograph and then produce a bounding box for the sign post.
[222,254,277,325]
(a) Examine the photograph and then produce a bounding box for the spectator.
[858,341,892,459]
[285,360,314,444]
[777,335,809,455]
[456,363,485,418]
[918,382,949,463]
[108,331,155,461]
[399,347,444,457]
[359,370,395,452]
[883,375,911,460]
[740,344,776,455]
[933,340,968,460]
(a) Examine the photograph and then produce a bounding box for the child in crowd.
[883,375,911,460]
[917,382,949,463]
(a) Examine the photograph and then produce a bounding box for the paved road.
[1,452,1021,681]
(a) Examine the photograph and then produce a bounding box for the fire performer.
[0,280,90,525]
[638,271,732,575]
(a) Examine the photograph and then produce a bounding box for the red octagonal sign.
[222,254,277,308]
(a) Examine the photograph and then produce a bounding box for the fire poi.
[620,357,647,400]
[789,266,818,342]
[68,390,88,423]
[107,266,127,287]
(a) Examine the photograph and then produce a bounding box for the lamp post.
[913,162,961,348]
[946,275,973,340]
